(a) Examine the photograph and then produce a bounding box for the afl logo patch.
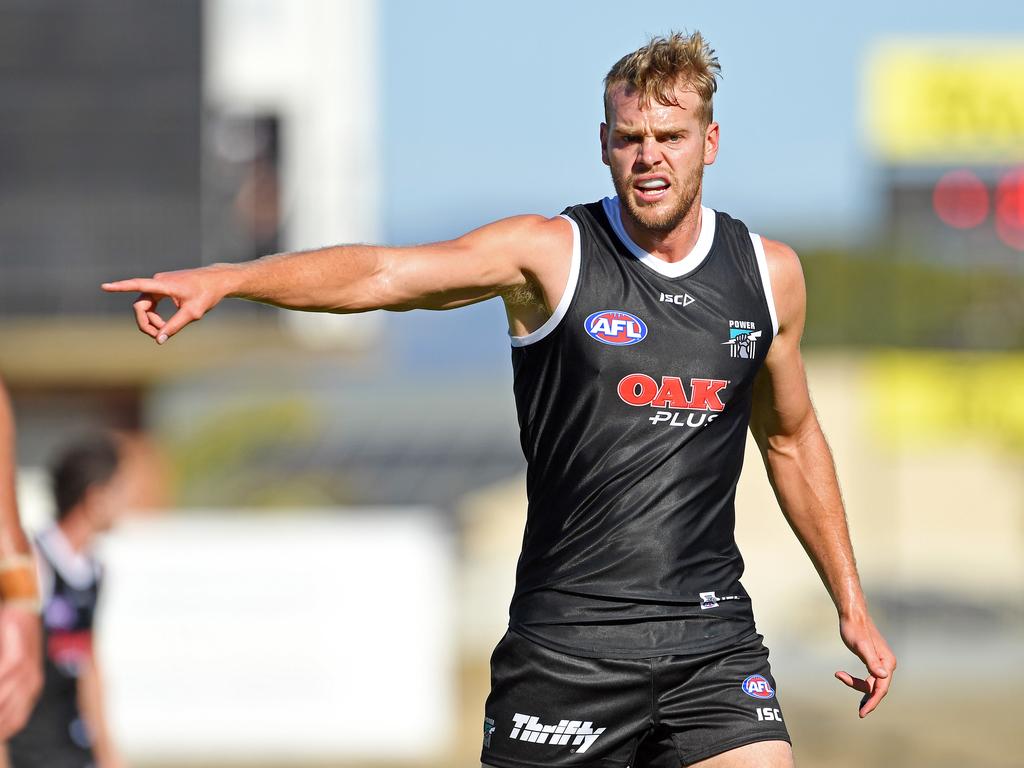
[585,310,648,346]
[741,675,775,700]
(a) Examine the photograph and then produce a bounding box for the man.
[0,379,43,739]
[104,31,895,768]
[6,434,125,768]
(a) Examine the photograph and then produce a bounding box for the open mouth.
[632,177,671,203]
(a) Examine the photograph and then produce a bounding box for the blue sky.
[376,1,1024,371]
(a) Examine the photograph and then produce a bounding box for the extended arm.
[0,379,43,736]
[103,215,572,343]
[748,239,896,718]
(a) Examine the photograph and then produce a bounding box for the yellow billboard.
[865,41,1024,164]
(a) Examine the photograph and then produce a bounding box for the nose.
[635,136,661,169]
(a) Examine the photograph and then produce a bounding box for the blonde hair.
[604,31,721,127]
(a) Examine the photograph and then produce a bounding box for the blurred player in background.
[6,434,126,768]
[0,379,43,738]
[104,31,896,768]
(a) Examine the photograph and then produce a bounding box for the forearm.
[209,237,515,314]
[761,417,867,619]
[214,244,389,313]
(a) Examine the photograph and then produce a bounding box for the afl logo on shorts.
[585,310,648,346]
[741,674,775,699]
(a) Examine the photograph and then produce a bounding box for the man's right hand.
[102,266,234,344]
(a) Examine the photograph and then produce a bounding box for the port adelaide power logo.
[723,320,761,359]
[584,310,648,346]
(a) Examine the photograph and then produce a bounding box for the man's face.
[85,467,130,532]
[601,83,719,234]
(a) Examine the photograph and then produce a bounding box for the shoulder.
[452,214,574,280]
[758,236,805,335]
[460,213,572,247]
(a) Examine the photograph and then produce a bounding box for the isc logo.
[741,675,775,700]
[584,310,648,346]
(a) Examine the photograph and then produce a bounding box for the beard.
[610,159,703,234]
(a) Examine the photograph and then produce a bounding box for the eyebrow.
[614,125,690,136]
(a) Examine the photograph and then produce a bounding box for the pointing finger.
[102,278,171,295]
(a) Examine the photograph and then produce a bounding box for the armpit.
[502,280,544,309]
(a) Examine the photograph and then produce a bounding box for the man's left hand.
[835,612,897,718]
[0,605,42,737]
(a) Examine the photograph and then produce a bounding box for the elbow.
[334,251,396,313]
[763,414,826,464]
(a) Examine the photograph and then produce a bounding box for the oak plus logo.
[509,713,606,754]
[617,372,729,429]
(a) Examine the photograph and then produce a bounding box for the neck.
[619,194,704,264]
[58,509,97,554]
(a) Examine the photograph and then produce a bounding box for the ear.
[703,121,720,166]
[600,122,610,166]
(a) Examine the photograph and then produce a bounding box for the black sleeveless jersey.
[507,196,778,659]
[8,527,100,767]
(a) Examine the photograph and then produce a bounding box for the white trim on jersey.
[509,214,582,348]
[602,196,716,279]
[35,525,99,591]
[749,233,780,337]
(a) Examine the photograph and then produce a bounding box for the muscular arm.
[103,215,572,343]
[748,238,896,717]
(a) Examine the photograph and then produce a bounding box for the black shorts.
[481,629,790,768]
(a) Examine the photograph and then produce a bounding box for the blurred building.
[864,40,1024,350]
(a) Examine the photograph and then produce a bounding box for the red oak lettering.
[617,374,728,412]
[617,373,659,405]
[651,376,692,409]
[688,379,728,411]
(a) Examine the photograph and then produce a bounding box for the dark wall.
[0,0,201,315]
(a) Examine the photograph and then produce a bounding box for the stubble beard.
[611,160,704,235]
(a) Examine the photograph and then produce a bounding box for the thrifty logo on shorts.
[509,713,606,754]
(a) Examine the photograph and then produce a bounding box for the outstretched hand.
[835,612,896,718]
[102,267,228,344]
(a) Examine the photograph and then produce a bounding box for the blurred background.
[1,1,1022,766]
